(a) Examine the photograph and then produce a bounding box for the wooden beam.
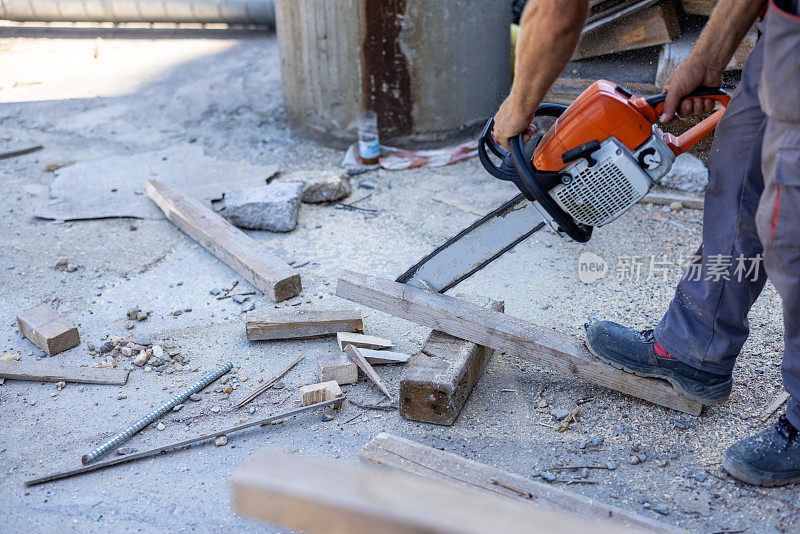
[335,271,702,415]
[360,433,686,534]
[400,297,503,426]
[360,349,411,365]
[344,344,392,399]
[246,308,363,341]
[0,360,128,385]
[16,304,80,356]
[575,1,680,60]
[146,180,301,303]
[337,332,393,351]
[232,449,637,534]
[318,350,358,385]
[299,380,342,407]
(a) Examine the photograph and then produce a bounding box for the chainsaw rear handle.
[643,87,731,156]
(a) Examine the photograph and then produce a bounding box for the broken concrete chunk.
[659,153,709,192]
[298,173,352,204]
[219,181,303,232]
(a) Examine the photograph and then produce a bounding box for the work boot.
[722,415,800,486]
[585,321,732,404]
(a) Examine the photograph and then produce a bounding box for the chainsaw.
[397,80,730,292]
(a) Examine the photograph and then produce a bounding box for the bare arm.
[662,0,766,121]
[492,0,588,151]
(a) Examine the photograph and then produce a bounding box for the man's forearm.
[689,0,766,76]
[509,0,588,121]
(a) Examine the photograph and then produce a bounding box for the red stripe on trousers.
[771,184,781,239]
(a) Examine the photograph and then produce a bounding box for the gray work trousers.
[654,1,800,429]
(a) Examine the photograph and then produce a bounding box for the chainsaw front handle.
[478,118,518,181]
[642,87,731,156]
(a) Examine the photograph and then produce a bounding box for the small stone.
[152,345,164,359]
[320,413,335,422]
[87,343,96,351]
[628,455,640,465]
[222,384,233,394]
[249,406,257,414]
[210,406,221,413]
[174,363,183,372]
[56,381,66,390]
[173,404,184,412]
[578,467,590,478]
[125,321,135,330]
[670,201,683,212]
[117,394,126,400]
[221,182,304,232]
[129,224,137,231]
[232,294,248,304]
[173,309,183,316]
[550,408,571,421]
[656,459,669,468]
[636,453,647,463]
[190,393,202,401]
[273,381,285,390]
[214,435,228,446]
[298,172,352,204]
[537,399,548,408]
[652,504,669,516]
[156,422,165,431]
[115,447,136,456]
[127,308,140,319]
[136,311,149,321]
[209,288,221,296]
[55,258,69,268]
[99,341,114,353]
[241,301,255,313]
[133,353,149,366]
[588,435,604,447]
[606,460,618,470]
[138,338,151,346]
[66,265,78,272]
[540,471,557,482]
[121,347,133,357]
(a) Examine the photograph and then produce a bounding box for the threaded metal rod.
[82,361,233,464]
[0,0,274,25]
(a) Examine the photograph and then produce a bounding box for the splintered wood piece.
[146,180,301,303]
[0,360,128,385]
[16,303,80,356]
[318,351,358,385]
[359,433,685,534]
[359,349,411,365]
[246,308,363,341]
[299,380,342,407]
[335,271,702,415]
[344,344,391,399]
[399,297,504,426]
[759,390,791,423]
[231,449,636,534]
[337,332,393,352]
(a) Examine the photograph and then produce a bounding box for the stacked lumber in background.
[540,0,753,106]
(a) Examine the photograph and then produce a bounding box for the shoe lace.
[639,329,656,343]
[776,415,799,445]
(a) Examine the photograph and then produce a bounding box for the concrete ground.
[1,23,797,533]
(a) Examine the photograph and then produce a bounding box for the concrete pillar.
[275,0,511,147]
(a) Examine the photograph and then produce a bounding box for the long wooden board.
[147,180,301,303]
[400,297,503,426]
[335,271,702,415]
[246,308,363,341]
[16,303,80,356]
[360,433,685,534]
[232,449,637,534]
[0,360,128,385]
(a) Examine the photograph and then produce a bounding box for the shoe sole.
[585,338,730,406]
[722,454,800,487]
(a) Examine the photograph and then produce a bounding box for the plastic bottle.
[357,109,380,165]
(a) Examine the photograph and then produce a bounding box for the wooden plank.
[335,271,702,415]
[360,349,411,365]
[759,390,790,423]
[299,380,342,407]
[146,180,301,303]
[246,308,363,341]
[16,304,80,356]
[337,332,393,351]
[400,297,504,426]
[232,449,636,534]
[344,344,391,399]
[360,433,686,534]
[318,350,358,385]
[680,0,716,16]
[0,360,128,385]
[574,1,681,60]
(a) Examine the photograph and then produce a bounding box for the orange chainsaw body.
[532,80,660,172]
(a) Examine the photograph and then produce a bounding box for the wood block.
[16,304,80,356]
[359,433,684,534]
[299,380,342,407]
[344,344,391,399]
[335,271,702,415]
[575,1,680,60]
[246,308,363,341]
[0,360,128,385]
[399,297,504,426]
[318,351,358,385]
[680,0,716,16]
[146,180,301,303]
[232,449,633,534]
[359,349,411,365]
[336,332,393,351]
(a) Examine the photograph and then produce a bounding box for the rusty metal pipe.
[0,0,274,25]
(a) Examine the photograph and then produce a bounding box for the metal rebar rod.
[81,361,232,465]
[235,355,303,409]
[25,397,343,487]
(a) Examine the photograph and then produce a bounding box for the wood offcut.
[0,360,128,386]
[335,271,702,415]
[344,344,391,399]
[146,180,301,303]
[336,331,393,351]
[16,303,80,356]
[246,308,363,341]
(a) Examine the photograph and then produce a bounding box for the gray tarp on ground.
[34,145,279,220]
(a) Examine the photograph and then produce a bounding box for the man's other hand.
[661,59,723,123]
[492,96,535,152]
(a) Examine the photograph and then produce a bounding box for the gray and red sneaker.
[585,321,732,405]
